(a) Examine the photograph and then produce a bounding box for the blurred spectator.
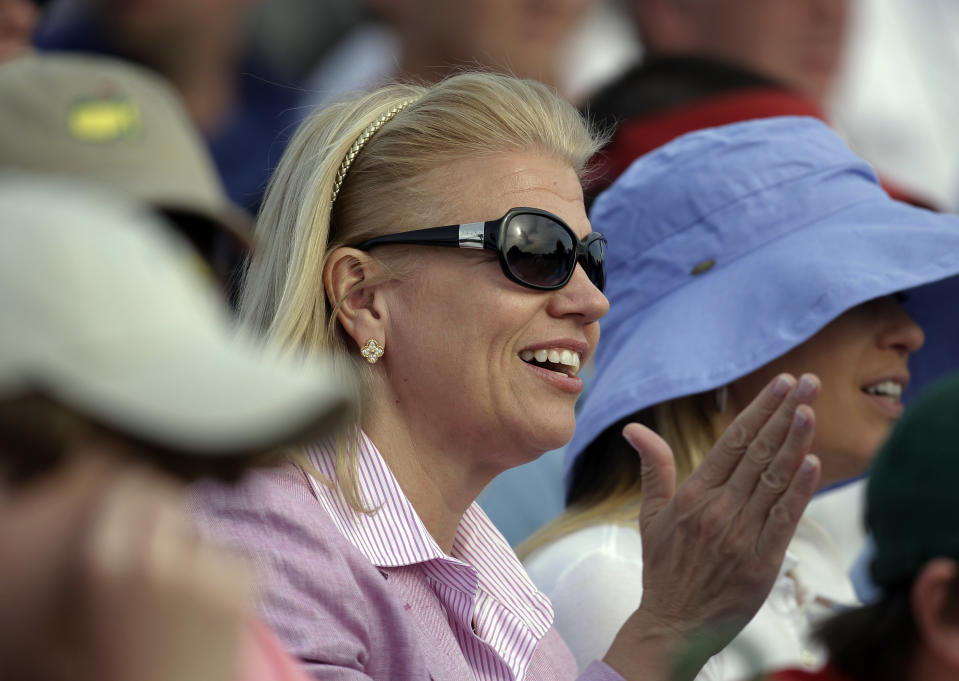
[585,0,849,197]
[0,176,354,681]
[828,0,959,212]
[825,0,959,450]
[304,0,597,108]
[769,372,959,681]
[0,0,38,61]
[244,0,364,82]
[0,52,251,290]
[634,0,847,102]
[34,0,302,213]
[556,0,641,105]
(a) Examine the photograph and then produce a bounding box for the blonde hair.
[517,392,720,559]
[238,72,604,510]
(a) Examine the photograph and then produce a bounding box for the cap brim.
[567,197,959,472]
[37,332,354,459]
[159,201,255,252]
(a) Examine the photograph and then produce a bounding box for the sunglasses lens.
[585,236,606,292]
[502,213,575,289]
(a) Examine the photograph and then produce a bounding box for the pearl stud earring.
[360,338,385,364]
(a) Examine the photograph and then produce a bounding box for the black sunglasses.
[355,207,606,292]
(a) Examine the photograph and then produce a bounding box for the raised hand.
[604,373,821,681]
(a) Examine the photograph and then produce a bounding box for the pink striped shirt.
[304,433,554,681]
[191,453,625,679]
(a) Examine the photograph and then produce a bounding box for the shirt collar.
[302,432,554,634]
[782,517,860,607]
[305,432,446,569]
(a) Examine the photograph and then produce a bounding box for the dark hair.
[0,393,263,486]
[566,406,655,508]
[567,391,717,507]
[0,393,95,485]
[818,574,959,681]
[159,208,247,300]
[816,584,918,681]
[518,391,718,560]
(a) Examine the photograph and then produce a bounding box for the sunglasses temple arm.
[355,225,463,250]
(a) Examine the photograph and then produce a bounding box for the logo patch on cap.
[67,92,143,143]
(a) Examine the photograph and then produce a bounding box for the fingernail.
[797,374,818,400]
[800,454,819,475]
[793,407,809,430]
[772,374,794,397]
[622,427,640,453]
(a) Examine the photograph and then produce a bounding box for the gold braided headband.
[330,97,419,208]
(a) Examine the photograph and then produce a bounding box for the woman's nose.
[548,263,609,323]
[879,302,926,356]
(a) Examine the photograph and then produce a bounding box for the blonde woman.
[192,74,822,681]
[522,117,959,679]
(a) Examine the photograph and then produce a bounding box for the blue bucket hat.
[566,116,959,477]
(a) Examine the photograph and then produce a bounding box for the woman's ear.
[911,558,959,671]
[323,247,389,351]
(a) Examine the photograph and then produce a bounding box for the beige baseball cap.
[0,51,252,249]
[0,175,354,460]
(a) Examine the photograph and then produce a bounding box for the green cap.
[867,372,959,587]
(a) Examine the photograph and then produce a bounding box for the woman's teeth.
[520,348,581,375]
[863,380,903,401]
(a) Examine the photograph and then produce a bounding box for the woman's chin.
[518,418,576,462]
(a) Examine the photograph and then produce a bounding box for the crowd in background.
[7,0,959,211]
[2,1,959,680]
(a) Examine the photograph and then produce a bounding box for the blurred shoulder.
[525,523,643,672]
[191,464,329,547]
[189,462,379,576]
[525,522,643,589]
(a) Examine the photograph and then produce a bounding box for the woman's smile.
[520,356,585,394]
[518,340,589,393]
[859,373,909,419]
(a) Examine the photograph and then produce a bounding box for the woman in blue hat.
[522,116,959,680]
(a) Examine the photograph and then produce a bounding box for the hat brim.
[568,197,959,471]
[36,332,354,459]
[158,201,255,252]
